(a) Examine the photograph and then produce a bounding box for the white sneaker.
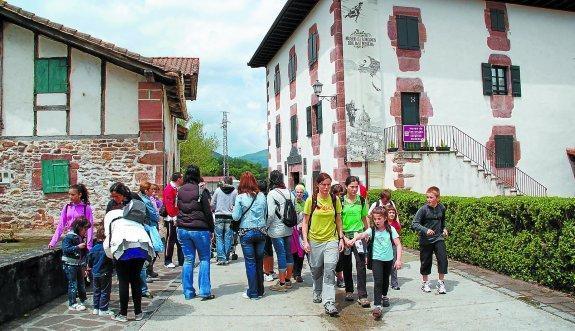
[92,309,99,315]
[135,312,144,321]
[68,303,86,311]
[99,310,115,316]
[264,274,274,282]
[165,263,176,268]
[421,281,431,293]
[271,272,278,280]
[112,314,128,322]
[437,280,447,294]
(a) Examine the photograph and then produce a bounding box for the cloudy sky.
[10,0,285,156]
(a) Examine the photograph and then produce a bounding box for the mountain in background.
[237,149,268,167]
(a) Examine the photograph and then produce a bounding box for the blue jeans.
[271,236,294,272]
[140,265,148,293]
[63,264,86,306]
[177,228,212,299]
[214,219,234,262]
[93,273,112,310]
[240,229,266,298]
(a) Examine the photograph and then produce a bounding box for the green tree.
[179,120,219,174]
[220,157,267,180]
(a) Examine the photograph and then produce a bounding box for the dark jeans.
[63,264,86,306]
[264,235,273,257]
[336,242,368,298]
[240,229,266,298]
[420,240,448,275]
[165,221,184,266]
[115,258,145,316]
[293,253,305,277]
[93,273,112,311]
[372,260,393,306]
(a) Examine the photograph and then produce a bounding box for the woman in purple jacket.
[49,184,94,250]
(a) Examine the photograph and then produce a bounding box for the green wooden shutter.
[406,16,420,50]
[291,115,297,143]
[316,102,323,134]
[481,63,493,96]
[306,106,312,137]
[397,16,408,49]
[276,123,281,148]
[490,9,505,32]
[308,34,313,65]
[35,59,50,93]
[50,58,68,93]
[495,135,514,168]
[510,65,521,97]
[41,160,70,193]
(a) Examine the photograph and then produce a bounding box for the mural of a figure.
[344,2,363,22]
[346,101,358,127]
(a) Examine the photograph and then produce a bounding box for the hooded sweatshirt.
[211,185,237,219]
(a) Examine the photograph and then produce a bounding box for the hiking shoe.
[99,310,115,316]
[336,279,346,288]
[142,291,153,299]
[345,292,354,302]
[269,281,287,292]
[68,303,86,311]
[92,309,99,315]
[358,297,371,308]
[421,281,431,293]
[324,301,339,316]
[284,280,293,289]
[382,296,390,307]
[391,286,401,290]
[216,261,225,265]
[112,314,128,322]
[437,280,447,294]
[165,263,176,268]
[271,272,279,280]
[149,271,160,278]
[264,273,274,282]
[295,275,303,283]
[313,293,322,303]
[372,306,382,320]
[135,312,144,321]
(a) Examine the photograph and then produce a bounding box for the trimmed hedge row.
[367,189,575,293]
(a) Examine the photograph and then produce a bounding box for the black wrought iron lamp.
[312,80,336,102]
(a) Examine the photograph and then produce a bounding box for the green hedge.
[367,189,575,293]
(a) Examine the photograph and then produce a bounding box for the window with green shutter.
[306,106,312,137]
[315,102,323,134]
[308,32,318,66]
[275,123,281,148]
[490,9,506,32]
[290,115,298,143]
[41,159,70,193]
[494,135,514,168]
[35,58,68,93]
[397,16,420,50]
[510,65,521,97]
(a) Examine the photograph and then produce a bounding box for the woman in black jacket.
[176,164,215,300]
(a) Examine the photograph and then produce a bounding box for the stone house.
[0,2,198,230]
[248,0,574,197]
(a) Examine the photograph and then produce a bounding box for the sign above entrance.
[403,125,426,142]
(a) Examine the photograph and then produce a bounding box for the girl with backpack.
[302,173,344,317]
[348,206,403,320]
[49,184,94,250]
[387,207,402,290]
[337,176,370,307]
[266,170,294,292]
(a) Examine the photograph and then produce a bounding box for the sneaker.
[92,309,99,315]
[313,293,322,303]
[135,312,144,321]
[69,303,86,311]
[242,292,250,299]
[372,306,382,320]
[99,310,115,316]
[112,314,128,322]
[437,280,447,294]
[324,301,339,317]
[421,281,431,293]
[146,277,154,284]
[358,297,371,308]
[142,291,153,299]
[264,273,274,282]
[216,261,225,265]
[391,286,401,290]
[223,260,230,265]
[295,275,304,283]
[271,272,279,280]
[165,263,176,268]
[284,280,293,289]
[269,281,287,292]
[149,271,160,278]
[345,292,354,302]
[382,296,390,307]
[336,279,346,288]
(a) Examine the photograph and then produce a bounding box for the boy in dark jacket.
[87,224,114,316]
[61,217,91,311]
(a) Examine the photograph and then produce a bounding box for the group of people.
[48,164,450,322]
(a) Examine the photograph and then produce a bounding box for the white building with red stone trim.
[0,3,198,229]
[249,0,575,197]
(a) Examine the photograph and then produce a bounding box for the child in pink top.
[49,184,94,250]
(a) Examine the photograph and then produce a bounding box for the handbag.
[145,224,165,253]
[231,193,257,232]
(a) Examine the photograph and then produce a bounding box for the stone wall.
[0,136,163,231]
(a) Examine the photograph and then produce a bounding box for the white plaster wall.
[37,94,67,106]
[266,0,336,190]
[37,111,66,136]
[38,36,67,58]
[105,63,142,135]
[2,23,34,136]
[164,93,176,176]
[70,49,102,135]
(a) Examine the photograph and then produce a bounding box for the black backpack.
[274,189,298,228]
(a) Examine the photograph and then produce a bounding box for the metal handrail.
[382,125,547,197]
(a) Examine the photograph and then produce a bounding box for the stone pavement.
[5,250,575,330]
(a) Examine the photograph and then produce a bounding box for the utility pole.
[221,111,229,178]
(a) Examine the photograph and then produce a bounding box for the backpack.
[274,189,298,228]
[366,223,395,270]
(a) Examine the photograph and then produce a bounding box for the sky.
[10,0,285,157]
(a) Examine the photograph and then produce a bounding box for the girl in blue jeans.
[61,217,91,311]
[233,171,268,299]
[176,165,216,300]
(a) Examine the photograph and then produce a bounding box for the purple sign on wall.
[403,125,426,142]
